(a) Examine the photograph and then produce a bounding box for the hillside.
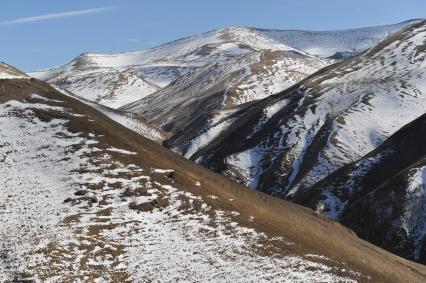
[1,68,426,282]
[164,20,426,262]
[292,114,426,263]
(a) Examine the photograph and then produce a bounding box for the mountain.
[120,49,329,132]
[249,19,421,57]
[164,20,426,261]
[29,28,319,110]
[31,20,418,110]
[2,66,426,282]
[292,114,426,263]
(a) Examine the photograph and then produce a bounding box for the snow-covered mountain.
[251,19,421,57]
[164,20,426,262]
[121,49,329,132]
[31,20,417,110]
[3,68,425,282]
[29,34,265,108]
[31,58,162,109]
[292,113,426,263]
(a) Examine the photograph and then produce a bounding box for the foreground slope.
[292,114,426,263]
[1,76,426,281]
[31,20,416,109]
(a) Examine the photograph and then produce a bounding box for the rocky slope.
[292,114,426,263]
[31,20,417,110]
[164,20,426,262]
[2,67,426,282]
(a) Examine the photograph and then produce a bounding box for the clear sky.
[1,0,425,71]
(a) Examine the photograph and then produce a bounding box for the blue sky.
[1,0,425,71]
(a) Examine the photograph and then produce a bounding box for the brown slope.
[1,77,426,282]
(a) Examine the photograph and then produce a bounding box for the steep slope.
[292,114,426,263]
[121,49,329,132]
[164,20,426,263]
[31,20,417,109]
[1,73,426,282]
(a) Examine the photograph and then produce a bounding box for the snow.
[398,166,426,259]
[0,100,96,281]
[248,98,291,139]
[30,93,63,103]
[0,72,27,79]
[313,152,426,261]
[265,98,290,118]
[229,51,330,105]
[152,168,174,174]
[225,147,264,188]
[91,106,165,142]
[43,68,160,109]
[0,95,359,282]
[106,147,137,155]
[184,117,236,159]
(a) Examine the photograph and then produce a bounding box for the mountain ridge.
[31,18,422,71]
[31,19,419,110]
